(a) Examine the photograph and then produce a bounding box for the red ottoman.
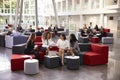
[104,28,110,33]
[39,52,45,61]
[84,52,102,65]
[92,37,100,43]
[84,44,109,65]
[49,46,59,52]
[11,54,35,71]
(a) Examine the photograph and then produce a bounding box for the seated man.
[17,24,24,33]
[28,25,35,32]
[36,27,42,36]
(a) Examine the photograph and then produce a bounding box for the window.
[91,0,99,9]
[104,0,118,7]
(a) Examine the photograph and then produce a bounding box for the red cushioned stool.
[49,46,59,52]
[11,54,35,71]
[92,37,100,43]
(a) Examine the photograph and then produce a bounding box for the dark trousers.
[24,49,40,63]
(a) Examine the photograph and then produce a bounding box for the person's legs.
[58,49,65,65]
[34,50,41,64]
[61,49,65,65]
[69,48,75,56]
[46,47,50,55]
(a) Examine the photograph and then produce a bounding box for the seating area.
[0,26,111,72]
[77,27,114,44]
[11,40,109,71]
[0,0,120,80]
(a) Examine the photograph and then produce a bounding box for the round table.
[24,59,39,74]
[65,56,80,70]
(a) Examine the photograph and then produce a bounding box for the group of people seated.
[24,31,80,66]
[2,23,64,40]
[80,22,107,41]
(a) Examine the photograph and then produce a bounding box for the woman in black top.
[24,33,40,63]
[70,34,80,55]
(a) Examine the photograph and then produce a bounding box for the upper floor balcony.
[55,0,120,15]
[0,8,38,16]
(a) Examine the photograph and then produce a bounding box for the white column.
[28,0,30,14]
[52,0,60,28]
[100,14,104,27]
[61,0,63,12]
[79,0,82,9]
[14,0,20,29]
[80,15,83,28]
[22,0,25,24]
[72,0,75,11]
[100,0,104,9]
[88,0,91,9]
[35,0,38,29]
[104,16,107,28]
[9,0,12,24]
[66,0,68,12]
[19,0,23,25]
[66,16,69,29]
[118,0,120,7]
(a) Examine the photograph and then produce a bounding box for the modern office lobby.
[0,0,120,80]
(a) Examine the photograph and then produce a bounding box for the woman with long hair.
[24,33,40,63]
[41,31,53,54]
[70,34,80,55]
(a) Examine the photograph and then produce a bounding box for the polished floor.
[0,36,120,80]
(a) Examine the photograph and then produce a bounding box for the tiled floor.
[0,37,120,80]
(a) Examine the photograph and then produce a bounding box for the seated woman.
[24,33,40,63]
[41,31,53,54]
[100,28,107,40]
[70,34,80,56]
[81,24,88,37]
[56,34,70,65]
